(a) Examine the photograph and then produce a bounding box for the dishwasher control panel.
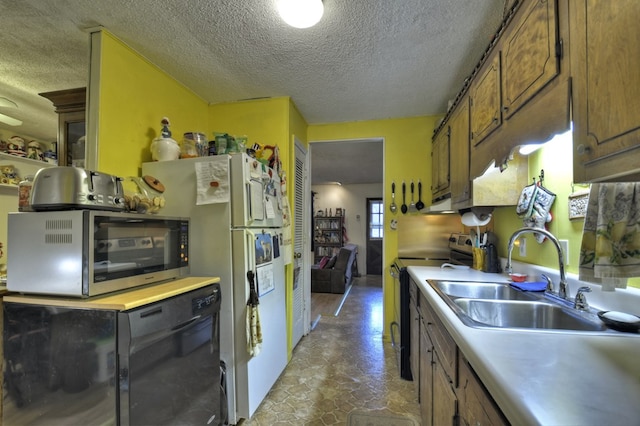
[192,285,221,315]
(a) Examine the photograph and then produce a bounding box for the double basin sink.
[428,280,608,332]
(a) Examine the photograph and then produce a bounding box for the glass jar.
[182,132,207,158]
[123,175,166,214]
[18,175,34,212]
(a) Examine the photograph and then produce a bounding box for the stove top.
[393,258,447,269]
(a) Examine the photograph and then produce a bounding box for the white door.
[292,138,310,347]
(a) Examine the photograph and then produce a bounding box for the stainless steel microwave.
[7,210,190,297]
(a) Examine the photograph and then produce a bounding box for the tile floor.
[240,276,421,425]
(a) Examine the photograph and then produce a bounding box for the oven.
[447,232,474,266]
[390,232,474,381]
[390,258,444,380]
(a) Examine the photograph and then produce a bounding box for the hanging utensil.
[409,181,417,212]
[390,182,397,213]
[401,182,408,214]
[416,180,425,210]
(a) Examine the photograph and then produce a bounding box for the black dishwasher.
[119,284,221,425]
[3,283,222,426]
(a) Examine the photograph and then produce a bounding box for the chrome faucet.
[506,227,569,299]
[574,286,592,311]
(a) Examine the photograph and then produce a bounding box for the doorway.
[366,198,383,275]
[308,139,384,323]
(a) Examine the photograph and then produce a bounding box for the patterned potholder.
[516,182,537,218]
[523,184,556,243]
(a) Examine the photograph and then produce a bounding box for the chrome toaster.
[30,166,126,212]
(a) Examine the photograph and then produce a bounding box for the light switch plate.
[519,237,526,257]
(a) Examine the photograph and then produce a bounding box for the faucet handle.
[574,286,592,311]
[541,274,554,293]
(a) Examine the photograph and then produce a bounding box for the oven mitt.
[523,184,556,243]
[516,182,537,218]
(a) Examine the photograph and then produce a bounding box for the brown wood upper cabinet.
[470,52,501,147]
[501,0,559,119]
[449,99,471,206]
[467,0,569,179]
[431,125,450,202]
[571,1,640,182]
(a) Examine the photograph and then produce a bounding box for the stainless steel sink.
[427,280,610,332]
[453,299,607,331]
[434,281,536,301]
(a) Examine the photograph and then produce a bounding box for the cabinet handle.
[576,144,591,156]
[502,106,509,113]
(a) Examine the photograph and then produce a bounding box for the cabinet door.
[449,99,470,207]
[571,0,640,182]
[502,0,559,119]
[459,354,508,426]
[431,126,450,201]
[409,288,420,386]
[470,53,501,146]
[433,352,458,426]
[419,318,434,426]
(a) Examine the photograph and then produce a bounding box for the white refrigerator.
[143,153,287,424]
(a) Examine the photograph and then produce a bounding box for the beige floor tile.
[239,277,421,425]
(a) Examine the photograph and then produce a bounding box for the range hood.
[424,197,456,214]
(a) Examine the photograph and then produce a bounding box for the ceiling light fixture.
[0,113,22,127]
[0,97,19,109]
[0,96,22,126]
[277,0,324,29]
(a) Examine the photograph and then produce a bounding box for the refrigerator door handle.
[246,182,253,222]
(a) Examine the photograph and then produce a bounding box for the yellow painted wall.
[309,116,439,341]
[97,32,306,357]
[96,30,209,176]
[491,132,640,288]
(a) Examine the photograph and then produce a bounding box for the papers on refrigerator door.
[194,157,230,205]
[254,233,273,265]
[256,263,275,297]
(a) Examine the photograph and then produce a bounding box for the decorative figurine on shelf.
[160,116,172,138]
[1,164,20,185]
[26,141,44,161]
[150,117,180,161]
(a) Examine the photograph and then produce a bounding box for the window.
[369,200,383,239]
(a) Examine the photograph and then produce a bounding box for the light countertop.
[3,276,220,311]
[408,266,640,426]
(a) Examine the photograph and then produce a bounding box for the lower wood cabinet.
[458,354,509,426]
[419,315,434,425]
[433,351,458,426]
[411,278,508,426]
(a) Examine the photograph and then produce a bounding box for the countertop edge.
[2,276,220,310]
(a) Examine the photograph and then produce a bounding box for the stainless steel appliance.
[390,215,463,380]
[7,210,189,297]
[30,166,126,212]
[3,284,222,425]
[448,232,474,266]
[143,153,287,423]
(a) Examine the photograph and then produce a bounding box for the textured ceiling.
[0,0,507,184]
